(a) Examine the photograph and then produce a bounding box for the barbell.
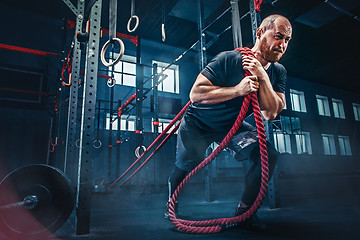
[0,164,74,239]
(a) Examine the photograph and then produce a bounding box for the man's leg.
[165,120,212,218]
[233,141,278,230]
[240,141,278,207]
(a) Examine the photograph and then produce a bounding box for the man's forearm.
[258,77,284,120]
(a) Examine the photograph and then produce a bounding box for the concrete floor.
[53,175,360,240]
[1,176,359,240]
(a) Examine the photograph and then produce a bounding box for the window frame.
[338,135,352,156]
[322,134,336,155]
[108,55,137,87]
[331,98,345,119]
[273,130,292,154]
[290,89,307,113]
[353,103,360,121]
[152,60,180,94]
[316,95,331,116]
[295,132,312,154]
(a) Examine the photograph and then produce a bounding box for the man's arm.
[189,73,260,104]
[242,55,285,120]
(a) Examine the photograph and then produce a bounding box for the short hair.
[259,14,289,31]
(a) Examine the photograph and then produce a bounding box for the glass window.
[273,131,292,154]
[153,61,179,94]
[295,132,312,154]
[353,103,360,121]
[106,113,135,131]
[152,118,178,134]
[109,55,136,87]
[322,134,336,155]
[316,95,331,116]
[332,98,345,119]
[338,135,352,156]
[105,113,118,131]
[290,89,307,112]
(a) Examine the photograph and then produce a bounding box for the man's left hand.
[242,55,267,80]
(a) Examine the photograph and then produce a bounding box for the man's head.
[255,14,292,63]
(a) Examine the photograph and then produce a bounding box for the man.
[166,14,292,230]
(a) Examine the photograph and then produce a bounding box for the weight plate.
[0,164,74,239]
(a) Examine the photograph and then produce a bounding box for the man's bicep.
[190,74,216,102]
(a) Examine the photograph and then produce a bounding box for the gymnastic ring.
[93,139,102,149]
[127,15,139,33]
[100,38,125,67]
[107,77,116,87]
[135,145,146,158]
[161,23,166,42]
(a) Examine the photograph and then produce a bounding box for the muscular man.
[166,14,292,231]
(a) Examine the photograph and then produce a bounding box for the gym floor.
[49,175,360,240]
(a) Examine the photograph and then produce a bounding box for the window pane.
[128,120,135,131]
[339,137,345,155]
[114,62,123,73]
[162,69,175,93]
[120,119,127,131]
[317,98,325,115]
[123,75,135,86]
[333,101,339,118]
[285,134,292,153]
[323,136,330,155]
[353,105,359,121]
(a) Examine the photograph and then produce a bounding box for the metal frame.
[135,38,144,149]
[64,0,85,184]
[75,0,102,234]
[197,0,207,71]
[152,63,160,193]
[231,0,243,48]
[249,0,261,45]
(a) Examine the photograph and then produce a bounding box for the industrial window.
[353,103,360,121]
[152,118,178,134]
[273,131,292,154]
[109,55,136,87]
[338,135,352,156]
[106,113,135,131]
[295,132,312,154]
[316,95,331,116]
[322,134,336,155]
[290,89,307,112]
[332,98,345,119]
[152,61,179,94]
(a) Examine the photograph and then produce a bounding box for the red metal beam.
[0,43,58,57]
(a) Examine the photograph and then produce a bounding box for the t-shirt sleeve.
[200,51,242,86]
[272,63,287,93]
[200,52,228,86]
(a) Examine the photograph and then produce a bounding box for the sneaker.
[232,206,267,231]
[164,201,178,219]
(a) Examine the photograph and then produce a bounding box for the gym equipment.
[0,164,74,239]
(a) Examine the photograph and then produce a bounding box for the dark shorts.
[175,119,259,171]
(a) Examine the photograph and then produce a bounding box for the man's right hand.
[236,75,259,96]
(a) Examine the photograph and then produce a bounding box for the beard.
[260,37,283,62]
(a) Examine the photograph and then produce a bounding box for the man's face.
[259,18,292,62]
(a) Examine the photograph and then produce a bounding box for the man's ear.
[256,28,264,39]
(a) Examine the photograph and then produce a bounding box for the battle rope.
[106,101,191,190]
[168,47,270,233]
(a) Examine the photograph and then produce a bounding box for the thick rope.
[169,47,270,234]
[106,101,191,190]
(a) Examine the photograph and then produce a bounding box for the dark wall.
[279,75,360,172]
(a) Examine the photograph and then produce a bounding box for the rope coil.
[168,47,270,234]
